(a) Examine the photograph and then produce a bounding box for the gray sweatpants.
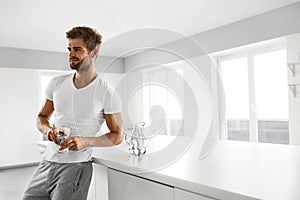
[22,160,93,200]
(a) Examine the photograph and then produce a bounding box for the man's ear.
[91,49,99,59]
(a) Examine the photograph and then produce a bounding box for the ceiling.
[0,0,299,57]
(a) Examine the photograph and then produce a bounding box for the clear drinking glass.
[57,127,70,154]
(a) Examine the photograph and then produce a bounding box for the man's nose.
[69,50,76,57]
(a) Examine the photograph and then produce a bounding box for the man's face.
[67,38,92,71]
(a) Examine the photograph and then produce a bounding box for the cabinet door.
[108,169,173,200]
[174,188,214,200]
[87,164,108,200]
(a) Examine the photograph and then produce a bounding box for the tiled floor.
[0,165,37,200]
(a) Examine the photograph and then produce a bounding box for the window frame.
[141,65,185,136]
[216,43,288,143]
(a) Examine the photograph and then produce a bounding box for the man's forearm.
[37,116,52,136]
[85,132,123,147]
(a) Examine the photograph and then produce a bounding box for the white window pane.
[254,49,289,144]
[254,50,289,119]
[221,57,249,119]
[220,57,250,141]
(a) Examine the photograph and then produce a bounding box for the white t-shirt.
[43,73,121,163]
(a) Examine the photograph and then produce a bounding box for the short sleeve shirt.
[43,73,121,163]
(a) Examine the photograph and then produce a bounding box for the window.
[219,48,289,144]
[142,67,184,136]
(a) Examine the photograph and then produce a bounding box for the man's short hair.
[66,26,102,52]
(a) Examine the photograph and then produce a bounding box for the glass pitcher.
[125,122,147,156]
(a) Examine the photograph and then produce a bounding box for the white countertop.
[38,138,300,200]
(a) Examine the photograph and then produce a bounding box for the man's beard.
[70,59,82,70]
[69,57,90,71]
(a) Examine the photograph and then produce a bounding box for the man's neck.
[73,69,98,89]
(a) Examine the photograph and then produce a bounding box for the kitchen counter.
[38,138,300,200]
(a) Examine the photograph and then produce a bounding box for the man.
[23,26,123,200]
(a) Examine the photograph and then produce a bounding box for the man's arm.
[37,99,59,144]
[89,112,123,146]
[59,112,123,151]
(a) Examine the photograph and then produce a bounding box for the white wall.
[286,33,300,145]
[124,2,300,71]
[163,56,222,156]
[167,57,213,137]
[0,47,124,73]
[116,69,145,128]
[0,68,42,167]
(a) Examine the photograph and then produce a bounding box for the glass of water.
[57,127,70,154]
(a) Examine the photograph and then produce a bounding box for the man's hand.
[46,127,60,145]
[59,136,87,151]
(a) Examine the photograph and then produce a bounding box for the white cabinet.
[174,188,214,200]
[87,164,109,200]
[108,168,173,200]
